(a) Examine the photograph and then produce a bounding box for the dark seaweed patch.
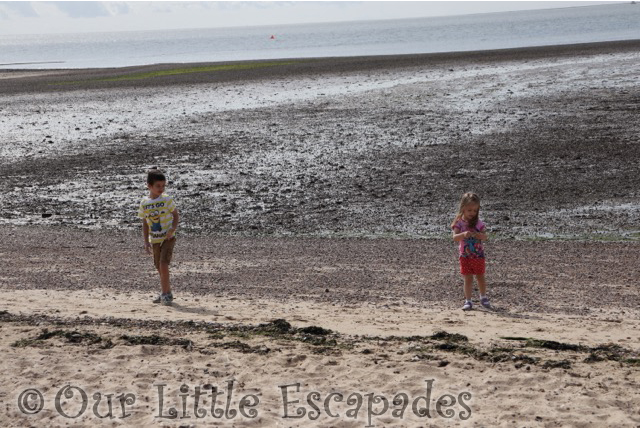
[501,336,587,351]
[431,331,469,342]
[216,340,270,355]
[525,339,586,352]
[542,360,572,370]
[120,334,191,349]
[255,319,293,334]
[584,343,634,363]
[12,329,111,348]
[298,326,332,336]
[227,319,337,348]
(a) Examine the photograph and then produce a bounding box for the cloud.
[0,2,39,18]
[0,1,615,36]
[106,2,130,16]
[50,1,111,18]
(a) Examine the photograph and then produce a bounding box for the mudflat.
[1,40,639,239]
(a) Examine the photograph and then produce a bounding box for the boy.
[138,168,179,306]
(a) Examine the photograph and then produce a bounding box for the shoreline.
[1,39,639,94]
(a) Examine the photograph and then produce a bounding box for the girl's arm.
[473,221,488,240]
[473,232,487,241]
[452,227,471,242]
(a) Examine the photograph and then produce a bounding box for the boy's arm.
[167,209,179,240]
[142,220,151,254]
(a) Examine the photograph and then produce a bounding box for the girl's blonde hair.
[451,192,481,230]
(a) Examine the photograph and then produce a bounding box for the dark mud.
[1,41,639,239]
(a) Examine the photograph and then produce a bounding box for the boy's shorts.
[459,257,485,275]
[153,237,176,270]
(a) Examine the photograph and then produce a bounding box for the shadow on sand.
[167,302,220,318]
[474,305,545,321]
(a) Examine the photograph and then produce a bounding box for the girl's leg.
[476,275,487,296]
[463,275,474,300]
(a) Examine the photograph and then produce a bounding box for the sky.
[0,1,618,35]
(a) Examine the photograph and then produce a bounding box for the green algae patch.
[53,61,297,85]
[99,62,296,82]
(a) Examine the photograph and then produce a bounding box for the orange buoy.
[270,35,276,40]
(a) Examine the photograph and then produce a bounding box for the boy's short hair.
[147,168,166,185]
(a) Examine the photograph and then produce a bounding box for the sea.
[0,3,638,69]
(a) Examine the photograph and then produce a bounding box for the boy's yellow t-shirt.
[138,194,177,244]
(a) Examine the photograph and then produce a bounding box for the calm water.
[0,3,638,69]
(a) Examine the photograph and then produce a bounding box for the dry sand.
[2,288,639,427]
[1,226,639,427]
[1,41,639,427]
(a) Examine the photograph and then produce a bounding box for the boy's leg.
[159,261,171,294]
[153,244,162,279]
[158,238,175,296]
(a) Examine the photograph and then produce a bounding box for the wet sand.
[1,40,639,427]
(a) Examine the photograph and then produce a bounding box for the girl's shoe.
[480,297,491,308]
[462,301,473,311]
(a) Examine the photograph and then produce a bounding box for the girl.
[451,192,490,311]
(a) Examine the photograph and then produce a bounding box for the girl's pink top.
[452,218,486,258]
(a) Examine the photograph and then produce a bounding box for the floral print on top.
[453,219,486,259]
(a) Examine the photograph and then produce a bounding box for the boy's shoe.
[480,297,491,308]
[160,294,173,306]
[153,292,173,304]
[462,300,473,311]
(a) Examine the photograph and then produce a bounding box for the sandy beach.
[1,40,639,427]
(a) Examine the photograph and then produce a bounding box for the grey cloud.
[107,2,130,15]
[152,1,212,13]
[0,2,39,17]
[51,1,110,18]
